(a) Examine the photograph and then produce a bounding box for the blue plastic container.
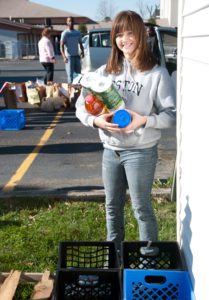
[113,109,131,128]
[123,269,194,300]
[0,109,25,130]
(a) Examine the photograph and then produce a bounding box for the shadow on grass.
[0,192,105,214]
[0,220,21,227]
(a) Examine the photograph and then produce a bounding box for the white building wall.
[177,1,209,299]
[160,0,178,27]
[170,0,178,27]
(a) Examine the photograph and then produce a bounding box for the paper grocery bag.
[0,82,17,109]
[14,83,28,102]
[25,82,40,105]
[36,85,46,101]
[45,83,54,98]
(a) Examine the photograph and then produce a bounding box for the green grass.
[153,177,173,188]
[0,197,176,273]
[0,197,176,299]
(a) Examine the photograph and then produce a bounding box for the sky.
[32,0,160,21]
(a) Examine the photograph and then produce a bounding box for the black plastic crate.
[58,241,119,269]
[122,241,186,270]
[54,268,121,300]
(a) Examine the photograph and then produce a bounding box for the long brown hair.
[106,10,156,74]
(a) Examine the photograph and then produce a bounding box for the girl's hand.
[93,112,119,131]
[93,110,147,133]
[120,110,147,133]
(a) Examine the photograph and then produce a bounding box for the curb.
[0,188,172,201]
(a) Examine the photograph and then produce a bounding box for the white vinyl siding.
[177,1,209,300]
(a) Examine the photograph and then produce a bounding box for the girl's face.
[115,30,137,59]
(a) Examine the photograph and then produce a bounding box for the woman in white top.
[38,28,56,84]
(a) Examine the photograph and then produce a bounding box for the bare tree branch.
[146,5,154,19]
[136,0,146,18]
[95,0,117,21]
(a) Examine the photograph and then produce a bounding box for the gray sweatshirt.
[75,61,176,150]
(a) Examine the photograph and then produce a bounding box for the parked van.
[81,25,177,81]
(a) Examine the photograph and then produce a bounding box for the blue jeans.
[65,55,81,84]
[102,146,158,251]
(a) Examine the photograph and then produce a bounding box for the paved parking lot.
[0,58,176,199]
[0,56,68,87]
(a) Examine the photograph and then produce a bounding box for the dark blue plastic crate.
[123,269,193,300]
[0,109,25,130]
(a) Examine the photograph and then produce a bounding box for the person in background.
[38,28,56,84]
[60,16,84,84]
[76,11,176,255]
[146,25,161,64]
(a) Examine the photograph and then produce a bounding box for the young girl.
[76,11,176,253]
